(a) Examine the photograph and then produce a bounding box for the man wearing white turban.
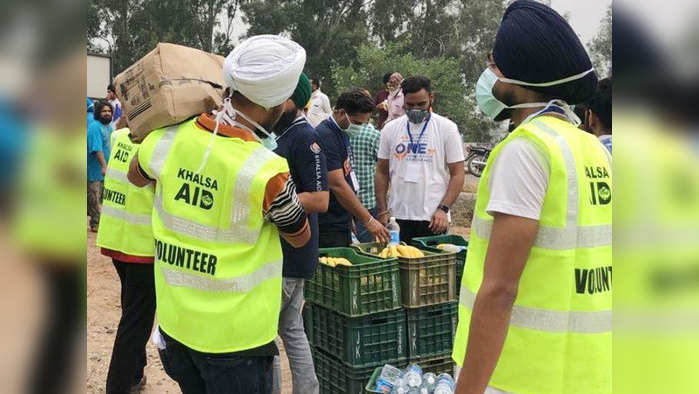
[127,35,311,394]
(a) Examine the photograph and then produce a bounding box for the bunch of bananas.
[378,244,425,259]
[319,256,353,267]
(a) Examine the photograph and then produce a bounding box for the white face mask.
[195,98,278,173]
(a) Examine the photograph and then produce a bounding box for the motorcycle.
[465,145,491,177]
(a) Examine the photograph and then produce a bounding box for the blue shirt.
[87,121,113,181]
[274,117,329,279]
[599,134,612,153]
[315,116,356,232]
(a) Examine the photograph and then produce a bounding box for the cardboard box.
[114,43,225,141]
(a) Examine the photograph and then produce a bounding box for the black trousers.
[106,259,156,394]
[158,331,274,394]
[318,228,351,248]
[396,219,445,245]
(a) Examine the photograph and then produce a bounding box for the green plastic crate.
[305,248,401,316]
[364,354,455,393]
[407,302,458,358]
[313,347,406,394]
[409,353,456,376]
[310,305,406,367]
[352,242,457,308]
[411,234,468,287]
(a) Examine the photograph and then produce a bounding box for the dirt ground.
[86,230,293,394]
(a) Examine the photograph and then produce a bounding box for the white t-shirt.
[378,112,465,221]
[306,90,332,127]
[486,137,550,219]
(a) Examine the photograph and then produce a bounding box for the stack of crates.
[351,241,462,378]
[304,247,404,394]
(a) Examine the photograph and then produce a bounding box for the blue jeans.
[158,332,273,394]
[272,278,319,394]
[354,206,378,243]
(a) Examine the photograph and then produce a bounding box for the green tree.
[240,0,370,99]
[588,4,612,77]
[332,41,494,141]
[88,0,241,74]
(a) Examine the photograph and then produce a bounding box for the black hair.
[93,100,113,120]
[107,83,115,93]
[311,78,321,87]
[335,88,375,115]
[401,76,432,95]
[588,78,612,130]
[383,72,393,84]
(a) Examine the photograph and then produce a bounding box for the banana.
[409,246,425,257]
[389,245,398,258]
[396,244,408,257]
[319,256,352,267]
[335,258,353,267]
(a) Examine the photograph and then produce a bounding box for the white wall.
[86,54,111,99]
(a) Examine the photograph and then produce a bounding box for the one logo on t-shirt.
[310,142,321,154]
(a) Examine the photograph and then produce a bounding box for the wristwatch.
[438,205,450,213]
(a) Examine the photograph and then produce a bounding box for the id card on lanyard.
[342,133,359,192]
[404,115,430,183]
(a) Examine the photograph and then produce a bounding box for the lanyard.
[406,114,431,146]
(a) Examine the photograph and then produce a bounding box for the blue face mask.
[476,67,595,122]
[475,68,508,120]
[344,113,363,137]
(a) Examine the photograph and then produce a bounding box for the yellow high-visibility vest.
[138,118,289,353]
[452,116,612,394]
[96,128,154,256]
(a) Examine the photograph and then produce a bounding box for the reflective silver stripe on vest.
[149,126,179,178]
[459,286,611,334]
[472,121,611,249]
[153,145,277,244]
[159,259,282,293]
[471,216,611,250]
[106,167,129,184]
[229,146,278,239]
[101,204,151,226]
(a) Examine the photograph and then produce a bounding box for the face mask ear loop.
[195,98,231,174]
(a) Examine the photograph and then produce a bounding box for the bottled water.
[375,364,402,393]
[433,373,455,394]
[403,364,423,387]
[351,232,359,244]
[387,216,400,245]
[390,379,410,394]
[421,372,437,392]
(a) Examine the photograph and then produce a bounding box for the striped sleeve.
[263,173,308,234]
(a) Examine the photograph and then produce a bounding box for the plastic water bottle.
[433,373,455,394]
[420,372,437,392]
[387,216,400,245]
[403,364,423,387]
[390,378,409,394]
[375,364,402,393]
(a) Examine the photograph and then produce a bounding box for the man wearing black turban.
[452,2,612,394]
